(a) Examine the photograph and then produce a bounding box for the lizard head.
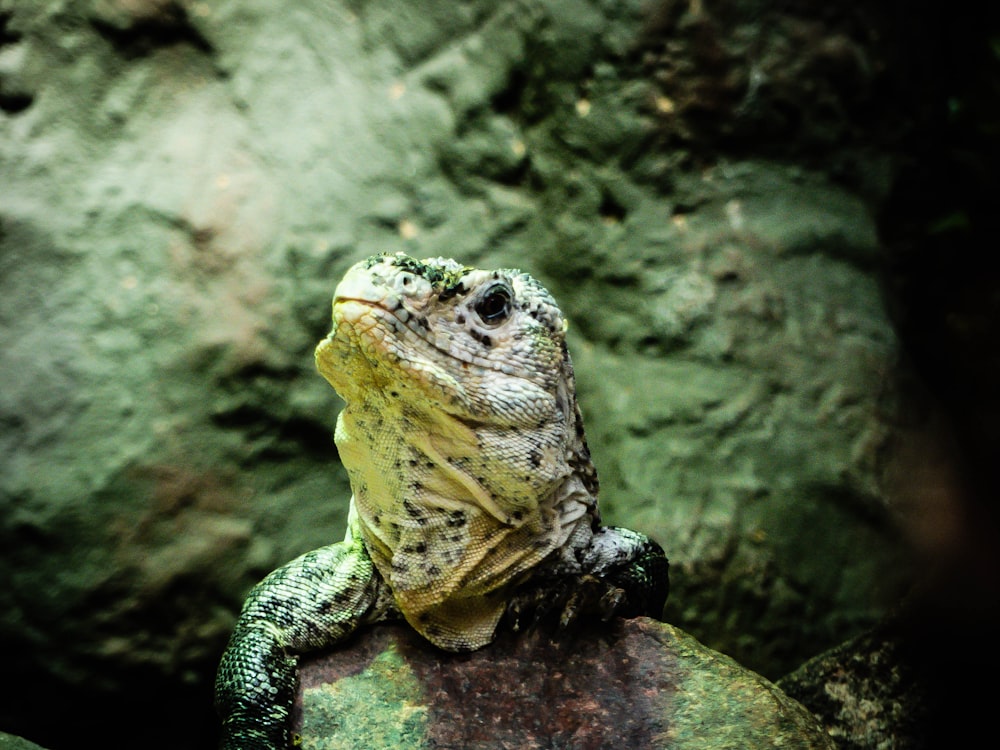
[315,252,575,430]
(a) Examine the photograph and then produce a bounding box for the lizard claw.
[597,586,626,622]
[559,587,585,629]
[505,573,632,633]
[559,575,626,627]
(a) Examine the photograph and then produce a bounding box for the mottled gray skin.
[214,254,669,749]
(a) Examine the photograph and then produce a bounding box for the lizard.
[214,252,669,749]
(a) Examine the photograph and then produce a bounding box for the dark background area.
[877,2,1000,745]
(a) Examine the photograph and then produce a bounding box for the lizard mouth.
[330,295,485,371]
[317,296,494,421]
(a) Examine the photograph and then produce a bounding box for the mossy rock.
[294,619,834,749]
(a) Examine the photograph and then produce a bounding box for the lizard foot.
[503,573,625,633]
[502,526,669,635]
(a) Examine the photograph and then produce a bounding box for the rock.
[0,733,49,750]
[778,586,1000,750]
[294,618,835,749]
[556,161,912,677]
[777,615,929,750]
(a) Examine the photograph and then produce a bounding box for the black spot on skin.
[390,391,399,398]
[456,313,466,325]
[437,282,466,302]
[465,328,493,348]
[329,591,351,606]
[373,514,381,526]
[528,450,541,468]
[447,511,467,528]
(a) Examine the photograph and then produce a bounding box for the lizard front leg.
[578,526,670,619]
[214,534,394,750]
[505,526,669,631]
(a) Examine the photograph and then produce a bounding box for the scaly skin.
[215,253,669,749]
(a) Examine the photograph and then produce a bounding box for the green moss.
[300,646,428,750]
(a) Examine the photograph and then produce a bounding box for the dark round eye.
[475,284,512,325]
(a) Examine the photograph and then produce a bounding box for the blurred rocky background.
[1,1,997,748]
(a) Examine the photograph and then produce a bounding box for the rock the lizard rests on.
[214,253,669,749]
[294,620,838,750]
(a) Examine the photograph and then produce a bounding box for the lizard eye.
[475,283,512,326]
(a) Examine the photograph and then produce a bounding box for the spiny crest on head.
[367,252,472,290]
[361,252,568,344]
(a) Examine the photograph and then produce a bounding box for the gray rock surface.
[1,1,928,748]
[777,614,928,750]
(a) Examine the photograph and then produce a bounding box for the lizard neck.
[334,387,599,600]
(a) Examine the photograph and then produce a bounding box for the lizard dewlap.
[215,253,669,750]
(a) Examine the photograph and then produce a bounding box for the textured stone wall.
[0,1,930,748]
